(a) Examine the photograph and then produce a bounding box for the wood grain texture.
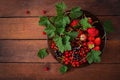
[0,0,120,17]
[0,40,119,63]
[0,16,119,39]
[0,40,57,63]
[0,63,120,80]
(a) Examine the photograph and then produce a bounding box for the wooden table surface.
[0,0,120,80]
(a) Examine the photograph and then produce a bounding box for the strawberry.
[93,46,100,50]
[87,41,95,49]
[88,36,95,41]
[70,20,79,27]
[42,31,46,35]
[94,37,101,45]
[80,34,87,41]
[88,17,93,24]
[87,27,99,37]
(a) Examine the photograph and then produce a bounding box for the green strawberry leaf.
[103,20,114,33]
[80,17,92,30]
[56,27,65,35]
[53,35,71,53]
[53,35,64,53]
[39,16,51,27]
[38,48,48,59]
[62,36,71,51]
[65,31,79,40]
[87,50,101,64]
[55,16,70,28]
[59,65,68,73]
[44,25,56,38]
[69,7,83,19]
[56,2,66,16]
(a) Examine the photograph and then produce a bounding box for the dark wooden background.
[0,0,120,80]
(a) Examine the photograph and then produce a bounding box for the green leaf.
[56,27,65,35]
[69,7,83,19]
[65,31,79,40]
[59,65,68,73]
[53,35,64,53]
[80,17,92,30]
[103,20,114,33]
[62,36,71,51]
[55,16,70,27]
[38,48,48,59]
[56,2,66,16]
[39,16,50,27]
[53,35,71,53]
[44,25,56,38]
[87,50,101,64]
[50,16,57,23]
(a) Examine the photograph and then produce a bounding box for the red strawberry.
[80,34,87,41]
[88,18,93,24]
[87,41,95,49]
[88,36,95,41]
[87,27,99,37]
[94,37,101,45]
[70,20,79,27]
[93,46,100,50]
[42,31,46,35]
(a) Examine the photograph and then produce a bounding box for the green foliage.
[44,25,56,38]
[54,16,70,28]
[38,48,48,59]
[70,7,83,19]
[87,50,101,64]
[39,16,51,27]
[56,2,66,16]
[80,17,92,30]
[103,20,114,33]
[65,31,79,40]
[53,35,71,53]
[59,65,68,73]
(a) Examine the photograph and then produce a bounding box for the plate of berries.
[38,2,111,73]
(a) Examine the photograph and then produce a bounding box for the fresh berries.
[87,41,95,49]
[26,10,30,14]
[41,10,47,14]
[70,20,79,27]
[88,18,93,24]
[93,46,100,50]
[88,36,95,41]
[42,31,46,35]
[94,37,101,45]
[87,27,99,37]
[80,34,87,41]
[44,67,49,71]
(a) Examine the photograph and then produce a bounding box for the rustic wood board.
[0,0,120,80]
[0,63,120,80]
[0,0,120,17]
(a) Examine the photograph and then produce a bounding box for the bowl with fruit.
[38,2,107,72]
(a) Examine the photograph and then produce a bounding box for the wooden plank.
[0,40,57,63]
[0,40,119,63]
[0,0,119,17]
[0,16,119,39]
[0,63,120,80]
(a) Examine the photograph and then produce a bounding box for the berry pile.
[50,17,102,67]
